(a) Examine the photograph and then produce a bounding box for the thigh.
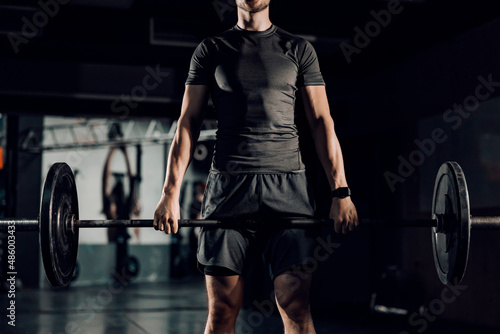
[273,270,313,309]
[198,171,263,275]
[197,227,255,275]
[205,275,245,310]
[257,172,320,279]
[262,228,320,280]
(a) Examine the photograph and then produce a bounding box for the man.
[102,145,141,242]
[154,1,359,333]
[102,145,141,281]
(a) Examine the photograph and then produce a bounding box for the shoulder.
[274,26,315,52]
[191,27,236,55]
[201,26,238,45]
[274,26,308,43]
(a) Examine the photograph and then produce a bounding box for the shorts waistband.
[209,168,307,175]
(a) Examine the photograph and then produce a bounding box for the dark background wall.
[310,17,500,329]
[1,0,500,330]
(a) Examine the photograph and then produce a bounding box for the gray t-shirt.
[186,24,325,173]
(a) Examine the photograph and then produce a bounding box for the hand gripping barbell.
[1,161,499,287]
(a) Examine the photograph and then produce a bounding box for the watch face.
[332,187,351,198]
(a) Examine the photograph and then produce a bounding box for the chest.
[212,38,299,92]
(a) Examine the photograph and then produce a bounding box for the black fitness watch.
[331,187,351,199]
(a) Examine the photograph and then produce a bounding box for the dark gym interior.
[1,0,500,333]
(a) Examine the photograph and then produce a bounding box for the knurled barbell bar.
[1,161,499,288]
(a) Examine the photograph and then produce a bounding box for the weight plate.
[431,161,470,285]
[40,163,79,287]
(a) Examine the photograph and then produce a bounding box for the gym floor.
[1,276,498,334]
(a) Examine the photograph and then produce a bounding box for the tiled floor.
[0,276,498,334]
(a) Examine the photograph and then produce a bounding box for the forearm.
[310,116,348,191]
[163,116,202,197]
[160,85,208,199]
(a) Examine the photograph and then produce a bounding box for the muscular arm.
[300,85,359,234]
[154,85,209,233]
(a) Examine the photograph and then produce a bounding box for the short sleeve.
[296,40,325,87]
[185,38,213,86]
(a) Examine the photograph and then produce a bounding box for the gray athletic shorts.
[196,170,320,280]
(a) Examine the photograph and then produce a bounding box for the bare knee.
[208,298,241,325]
[276,294,311,323]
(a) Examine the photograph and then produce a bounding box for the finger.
[164,218,172,234]
[334,219,341,234]
[154,217,159,230]
[172,220,179,234]
[350,215,358,231]
[348,220,354,231]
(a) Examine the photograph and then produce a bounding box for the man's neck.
[236,8,272,32]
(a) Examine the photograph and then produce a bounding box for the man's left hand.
[330,197,359,234]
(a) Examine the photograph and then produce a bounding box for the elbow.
[179,112,203,133]
[176,116,201,144]
[309,114,335,134]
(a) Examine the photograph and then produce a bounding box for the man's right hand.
[153,194,180,234]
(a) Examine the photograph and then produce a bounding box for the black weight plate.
[431,161,470,285]
[40,163,79,287]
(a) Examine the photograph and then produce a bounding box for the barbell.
[1,161,499,288]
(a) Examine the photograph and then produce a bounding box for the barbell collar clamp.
[67,214,77,234]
